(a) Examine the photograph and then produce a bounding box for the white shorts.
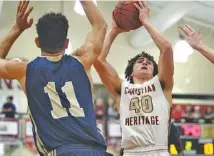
[123,150,170,156]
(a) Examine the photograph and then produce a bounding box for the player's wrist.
[194,42,206,51]
[12,24,24,34]
[140,18,149,25]
[110,28,121,35]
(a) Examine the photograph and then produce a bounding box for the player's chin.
[139,70,149,75]
[138,71,153,78]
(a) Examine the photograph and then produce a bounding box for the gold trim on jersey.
[43,54,63,62]
[28,109,48,155]
[48,149,56,156]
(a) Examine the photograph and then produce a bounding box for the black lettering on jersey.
[156,116,159,125]
[148,85,152,92]
[124,116,160,126]
[145,116,150,124]
[134,117,137,125]
[125,118,129,126]
[130,117,133,126]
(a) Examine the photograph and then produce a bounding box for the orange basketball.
[113,1,142,30]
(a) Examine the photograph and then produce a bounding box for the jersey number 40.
[129,95,153,113]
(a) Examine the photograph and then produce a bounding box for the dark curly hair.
[125,51,158,83]
[36,12,69,53]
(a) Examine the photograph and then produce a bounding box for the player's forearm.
[94,29,121,97]
[0,25,23,59]
[94,58,121,98]
[98,29,119,60]
[195,43,214,64]
[94,29,120,84]
[142,20,172,52]
[80,0,106,28]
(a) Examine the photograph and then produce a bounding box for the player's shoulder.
[8,58,28,68]
[10,58,25,62]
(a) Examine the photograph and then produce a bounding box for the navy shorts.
[47,144,111,156]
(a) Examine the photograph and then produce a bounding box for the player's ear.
[35,37,40,48]
[64,39,69,49]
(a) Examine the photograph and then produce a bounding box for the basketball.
[113,1,142,31]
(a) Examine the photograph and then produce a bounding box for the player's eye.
[137,60,142,63]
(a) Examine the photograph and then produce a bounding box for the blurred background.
[0,0,213,156]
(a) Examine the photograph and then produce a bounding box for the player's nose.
[142,61,147,65]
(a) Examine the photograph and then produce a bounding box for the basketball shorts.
[47,144,111,156]
[123,150,170,156]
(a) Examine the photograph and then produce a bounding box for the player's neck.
[133,77,150,84]
[42,51,64,62]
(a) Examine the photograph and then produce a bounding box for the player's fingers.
[185,24,195,33]
[19,0,27,14]
[179,25,191,36]
[137,0,144,9]
[17,1,22,13]
[178,25,185,33]
[21,0,29,16]
[179,28,187,38]
[179,26,189,37]
[134,3,141,11]
[142,1,148,9]
[24,6,33,19]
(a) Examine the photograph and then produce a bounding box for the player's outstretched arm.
[94,29,121,98]
[73,0,107,70]
[135,0,174,90]
[179,24,214,64]
[0,0,33,59]
[0,26,23,59]
[94,18,128,99]
[0,58,27,81]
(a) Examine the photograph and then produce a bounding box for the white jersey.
[120,75,170,153]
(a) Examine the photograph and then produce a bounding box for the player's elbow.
[95,21,108,39]
[161,43,173,54]
[93,23,107,53]
[93,18,107,31]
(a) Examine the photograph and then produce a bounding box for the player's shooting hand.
[112,16,129,34]
[134,0,150,25]
[179,24,202,49]
[15,0,33,32]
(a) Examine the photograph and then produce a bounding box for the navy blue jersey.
[26,55,106,155]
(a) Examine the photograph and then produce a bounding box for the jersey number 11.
[44,81,85,119]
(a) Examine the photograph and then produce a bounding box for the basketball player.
[94,1,174,156]
[0,0,108,156]
[179,24,214,64]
